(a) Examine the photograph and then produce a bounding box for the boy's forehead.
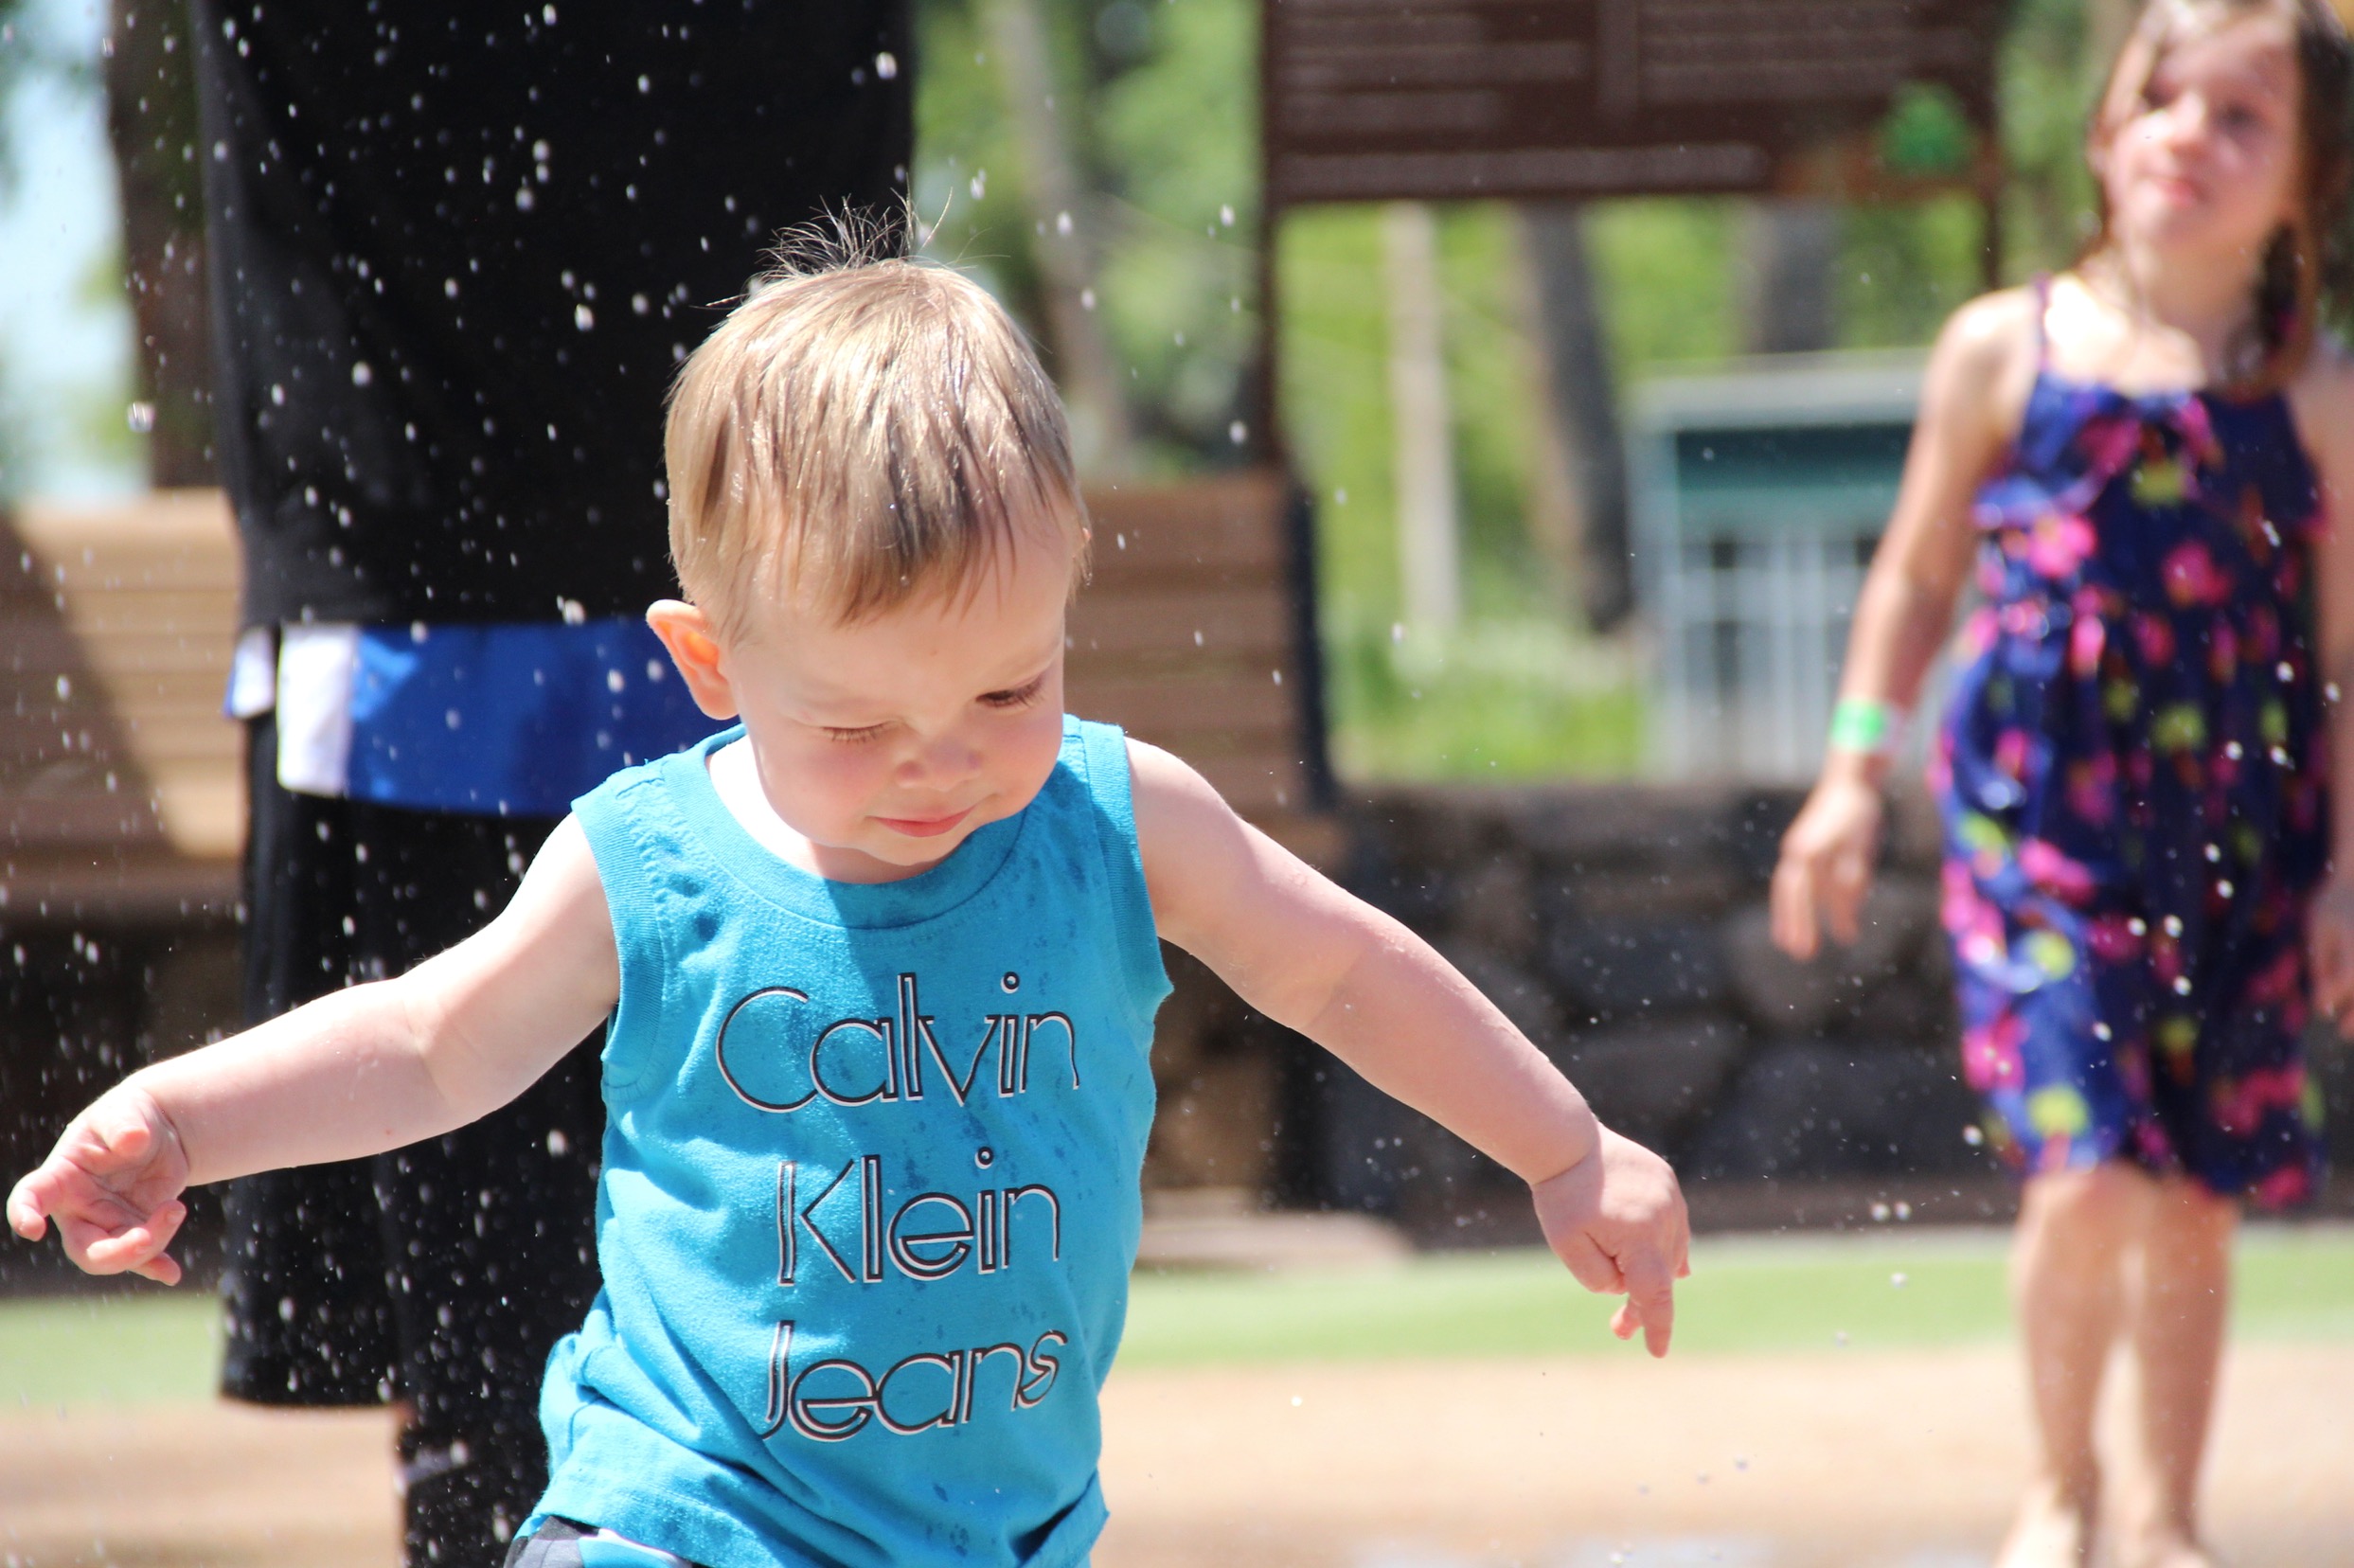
[740,536,1074,689]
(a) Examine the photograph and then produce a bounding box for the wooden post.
[1382,202,1460,638]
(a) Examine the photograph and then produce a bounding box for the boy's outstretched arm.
[1131,741,1690,1354]
[7,817,619,1284]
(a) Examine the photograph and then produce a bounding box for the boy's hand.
[7,1085,192,1285]
[1532,1126,1690,1357]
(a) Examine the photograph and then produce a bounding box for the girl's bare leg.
[1997,1164,2152,1568]
[2116,1175,2236,1568]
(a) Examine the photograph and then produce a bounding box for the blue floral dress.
[1935,314,2330,1206]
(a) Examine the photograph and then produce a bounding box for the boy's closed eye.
[979,671,1050,711]
[818,671,1051,743]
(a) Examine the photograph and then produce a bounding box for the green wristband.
[1828,697,1901,756]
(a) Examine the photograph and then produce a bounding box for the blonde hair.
[2088,0,2354,390]
[665,231,1088,638]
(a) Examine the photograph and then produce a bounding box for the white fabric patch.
[275,622,362,797]
[226,625,278,720]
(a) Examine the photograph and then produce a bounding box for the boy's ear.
[646,599,740,722]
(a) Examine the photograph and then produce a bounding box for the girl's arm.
[2291,341,2354,1028]
[1131,743,1689,1355]
[7,817,620,1282]
[1769,290,2036,959]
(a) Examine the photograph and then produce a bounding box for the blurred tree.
[917,0,1257,475]
[1520,202,1630,630]
[101,0,213,487]
[978,0,1134,473]
[2002,0,2099,277]
[1739,200,1839,354]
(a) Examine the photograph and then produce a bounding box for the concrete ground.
[4,1344,2349,1568]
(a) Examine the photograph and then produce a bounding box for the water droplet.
[1079,287,1096,311]
[1228,419,1247,445]
[1056,210,1072,236]
[1964,1125,1985,1146]
[606,668,626,693]
[574,304,595,330]
[1869,1201,1890,1221]
[54,675,70,700]
[875,50,898,80]
[126,401,155,434]
[970,169,988,200]
[1220,204,1235,226]
[1290,1395,1302,1407]
[1891,1272,1908,1289]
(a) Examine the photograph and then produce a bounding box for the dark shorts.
[501,1519,703,1568]
[221,717,606,1565]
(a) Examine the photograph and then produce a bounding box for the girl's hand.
[6,1084,192,1285]
[2309,873,2354,1037]
[1770,773,1885,961]
[1531,1126,1690,1358]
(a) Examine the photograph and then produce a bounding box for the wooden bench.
[1,491,244,926]
[0,472,1336,927]
[1071,469,1339,864]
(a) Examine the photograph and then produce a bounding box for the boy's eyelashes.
[814,675,1050,743]
[979,672,1049,710]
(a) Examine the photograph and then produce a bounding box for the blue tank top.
[531,718,1169,1568]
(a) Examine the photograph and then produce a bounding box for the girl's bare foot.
[2116,1529,2218,1568]
[1994,1477,2095,1568]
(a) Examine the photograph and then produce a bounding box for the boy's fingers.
[131,1249,184,1287]
[7,1173,52,1240]
[76,1203,182,1277]
[1554,1231,1623,1295]
[1623,1254,1677,1357]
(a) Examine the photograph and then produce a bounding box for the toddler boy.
[10,251,1688,1568]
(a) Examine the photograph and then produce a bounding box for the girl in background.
[1772,3,2354,1563]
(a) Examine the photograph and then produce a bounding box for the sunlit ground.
[4,1225,2352,1566]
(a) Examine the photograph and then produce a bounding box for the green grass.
[0,1290,223,1407]
[5,1226,2350,1405]
[1119,1222,2354,1368]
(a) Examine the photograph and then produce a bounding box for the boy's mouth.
[875,806,974,839]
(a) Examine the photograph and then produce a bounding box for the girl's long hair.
[2085,0,2354,390]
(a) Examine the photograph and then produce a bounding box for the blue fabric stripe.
[346,617,718,817]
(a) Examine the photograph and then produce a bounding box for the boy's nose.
[901,732,982,789]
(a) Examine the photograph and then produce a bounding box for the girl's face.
[2095,15,2304,264]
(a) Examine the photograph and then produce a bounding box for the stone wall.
[1136,777,2354,1231]
[1292,779,2004,1228]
